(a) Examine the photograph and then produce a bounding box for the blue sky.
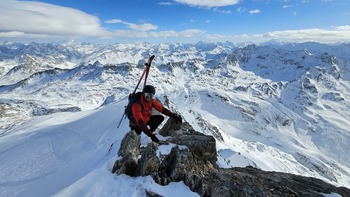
[0,0,349,44]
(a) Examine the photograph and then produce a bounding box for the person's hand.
[173,113,182,124]
[150,134,160,143]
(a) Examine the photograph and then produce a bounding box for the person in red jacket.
[129,85,182,143]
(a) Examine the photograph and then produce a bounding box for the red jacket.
[130,94,174,136]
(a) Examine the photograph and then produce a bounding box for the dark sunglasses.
[144,92,154,97]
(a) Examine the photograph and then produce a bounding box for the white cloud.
[105,19,158,32]
[0,0,109,38]
[177,29,206,37]
[111,30,149,38]
[159,2,175,6]
[149,29,205,38]
[113,29,206,39]
[174,0,241,8]
[128,23,158,32]
[0,0,348,44]
[0,31,25,37]
[254,27,350,43]
[105,19,124,24]
[0,0,199,42]
[249,9,261,14]
[202,26,350,44]
[333,25,350,30]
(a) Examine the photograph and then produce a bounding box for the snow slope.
[0,41,350,196]
[0,101,199,197]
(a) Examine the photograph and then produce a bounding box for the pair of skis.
[132,55,155,94]
[117,55,155,128]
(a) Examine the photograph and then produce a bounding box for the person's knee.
[156,115,164,125]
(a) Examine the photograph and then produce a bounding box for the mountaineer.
[128,85,182,143]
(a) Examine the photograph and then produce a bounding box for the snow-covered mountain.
[0,41,349,196]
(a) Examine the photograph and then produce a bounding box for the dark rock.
[146,190,164,197]
[167,132,217,165]
[159,146,193,182]
[112,130,140,175]
[113,120,350,197]
[117,130,140,157]
[112,152,138,176]
[135,142,160,177]
[190,167,350,197]
[159,117,182,136]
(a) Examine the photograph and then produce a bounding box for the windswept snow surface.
[0,101,198,197]
[1,41,350,196]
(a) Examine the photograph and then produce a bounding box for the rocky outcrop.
[112,130,140,175]
[112,118,350,197]
[191,167,350,197]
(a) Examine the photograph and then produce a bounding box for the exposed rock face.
[135,142,160,177]
[192,167,350,197]
[112,130,140,175]
[158,117,182,136]
[113,119,350,197]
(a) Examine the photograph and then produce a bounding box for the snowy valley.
[0,41,350,196]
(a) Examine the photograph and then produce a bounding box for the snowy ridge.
[0,41,349,196]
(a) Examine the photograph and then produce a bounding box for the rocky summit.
[1,41,350,196]
[113,118,350,197]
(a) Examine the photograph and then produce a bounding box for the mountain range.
[0,41,349,196]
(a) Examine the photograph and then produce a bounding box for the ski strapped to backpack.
[132,55,155,94]
[117,55,155,128]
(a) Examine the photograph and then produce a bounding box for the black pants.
[130,115,164,135]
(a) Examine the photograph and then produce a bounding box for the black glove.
[173,113,182,124]
[150,134,160,143]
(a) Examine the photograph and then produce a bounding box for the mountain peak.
[0,41,349,196]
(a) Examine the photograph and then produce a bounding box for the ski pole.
[117,113,125,128]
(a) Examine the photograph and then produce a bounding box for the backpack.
[124,92,143,120]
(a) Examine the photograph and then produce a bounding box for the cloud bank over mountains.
[0,0,349,44]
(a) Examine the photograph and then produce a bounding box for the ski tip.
[145,55,155,67]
